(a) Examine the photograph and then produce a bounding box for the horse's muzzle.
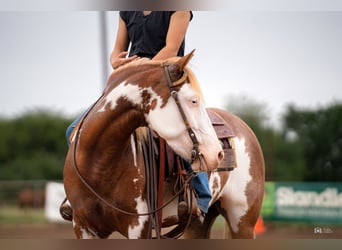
[192,149,224,172]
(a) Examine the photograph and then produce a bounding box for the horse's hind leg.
[226,213,256,239]
[219,197,260,239]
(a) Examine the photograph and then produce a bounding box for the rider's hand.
[110,51,139,70]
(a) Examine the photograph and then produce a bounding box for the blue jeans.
[66,108,89,145]
[66,112,212,213]
[183,161,212,213]
[66,114,82,145]
[192,172,211,213]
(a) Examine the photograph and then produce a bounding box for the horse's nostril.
[218,150,224,161]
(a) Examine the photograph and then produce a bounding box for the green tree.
[224,94,306,181]
[0,109,73,180]
[283,102,342,181]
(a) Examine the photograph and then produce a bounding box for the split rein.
[71,63,202,217]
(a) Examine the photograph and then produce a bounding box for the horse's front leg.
[72,215,101,239]
[71,206,113,239]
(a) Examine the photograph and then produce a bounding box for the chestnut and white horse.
[62,51,264,239]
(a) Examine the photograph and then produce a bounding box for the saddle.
[207,109,237,172]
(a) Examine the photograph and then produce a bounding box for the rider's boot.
[177,195,202,222]
[59,198,73,221]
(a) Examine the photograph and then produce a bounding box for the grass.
[0,206,47,225]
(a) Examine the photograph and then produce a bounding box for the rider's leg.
[60,111,87,221]
[181,160,212,214]
[191,172,211,214]
[65,112,85,145]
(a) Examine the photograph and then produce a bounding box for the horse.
[62,51,265,239]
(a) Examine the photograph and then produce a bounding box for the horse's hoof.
[59,203,73,221]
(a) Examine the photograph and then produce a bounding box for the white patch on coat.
[128,195,149,239]
[80,227,97,239]
[220,137,252,233]
[145,87,188,158]
[146,98,183,138]
[98,82,142,112]
[73,220,97,239]
[133,178,139,191]
[130,135,137,167]
[208,172,222,206]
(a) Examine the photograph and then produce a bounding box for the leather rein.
[71,64,199,218]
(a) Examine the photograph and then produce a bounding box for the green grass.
[0,206,47,225]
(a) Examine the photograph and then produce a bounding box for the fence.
[0,180,65,222]
[0,180,47,207]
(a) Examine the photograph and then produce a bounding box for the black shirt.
[120,11,193,59]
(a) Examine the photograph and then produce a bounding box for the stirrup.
[177,200,202,222]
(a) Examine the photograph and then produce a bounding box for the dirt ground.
[0,221,341,239]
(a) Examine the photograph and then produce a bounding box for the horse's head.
[144,50,224,171]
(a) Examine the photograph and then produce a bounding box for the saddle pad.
[206,109,235,139]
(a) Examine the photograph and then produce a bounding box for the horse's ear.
[167,49,195,82]
[177,49,195,70]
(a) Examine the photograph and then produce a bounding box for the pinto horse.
[62,51,264,239]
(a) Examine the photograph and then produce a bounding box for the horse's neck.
[79,102,145,170]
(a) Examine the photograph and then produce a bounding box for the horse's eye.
[192,99,198,104]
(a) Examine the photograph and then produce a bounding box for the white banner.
[44,181,66,222]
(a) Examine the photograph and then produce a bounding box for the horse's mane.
[184,66,204,102]
[107,56,204,102]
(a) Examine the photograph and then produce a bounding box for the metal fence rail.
[0,180,49,208]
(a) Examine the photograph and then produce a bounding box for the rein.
[72,119,195,217]
[71,64,197,217]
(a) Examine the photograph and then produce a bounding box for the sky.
[1,10,341,128]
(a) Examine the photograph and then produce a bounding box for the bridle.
[162,63,202,167]
[68,63,208,238]
[70,63,200,216]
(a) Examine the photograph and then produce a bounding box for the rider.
[60,11,212,220]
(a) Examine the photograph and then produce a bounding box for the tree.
[224,94,306,181]
[283,102,342,181]
[0,109,73,180]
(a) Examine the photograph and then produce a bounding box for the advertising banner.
[261,182,342,223]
